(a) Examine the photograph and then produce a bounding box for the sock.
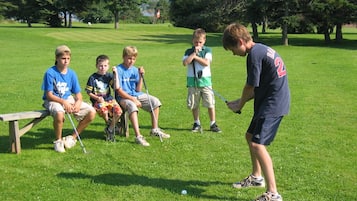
[194,120,200,125]
[210,121,216,126]
[251,174,263,181]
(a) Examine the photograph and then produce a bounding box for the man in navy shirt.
[222,23,290,201]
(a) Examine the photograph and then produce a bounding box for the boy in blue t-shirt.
[222,23,290,201]
[115,46,170,146]
[42,45,96,153]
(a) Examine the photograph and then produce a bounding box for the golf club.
[207,87,241,114]
[53,79,88,153]
[141,73,163,142]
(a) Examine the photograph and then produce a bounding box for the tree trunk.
[64,11,67,27]
[262,17,267,34]
[282,1,289,46]
[26,17,32,27]
[69,12,72,28]
[282,24,288,46]
[251,22,259,41]
[335,23,343,42]
[114,11,119,29]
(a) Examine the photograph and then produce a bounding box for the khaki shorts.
[119,94,162,114]
[43,95,95,121]
[187,86,215,110]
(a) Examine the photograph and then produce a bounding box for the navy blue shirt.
[247,43,290,118]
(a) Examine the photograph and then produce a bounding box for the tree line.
[0,0,356,45]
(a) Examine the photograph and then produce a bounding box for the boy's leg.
[246,132,262,177]
[53,112,65,140]
[44,100,66,152]
[249,117,283,194]
[120,99,141,137]
[251,142,277,193]
[72,101,96,139]
[202,87,221,132]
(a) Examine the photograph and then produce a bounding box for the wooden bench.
[0,110,50,154]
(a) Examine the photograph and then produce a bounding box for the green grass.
[0,22,356,201]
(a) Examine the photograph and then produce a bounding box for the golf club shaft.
[142,74,163,142]
[208,87,241,114]
[66,112,87,153]
[53,79,88,153]
[207,87,228,103]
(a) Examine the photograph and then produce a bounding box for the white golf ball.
[181,189,187,195]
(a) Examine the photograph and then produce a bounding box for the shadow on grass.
[142,32,357,50]
[0,127,106,153]
[57,171,244,200]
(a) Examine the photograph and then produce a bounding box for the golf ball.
[181,189,187,195]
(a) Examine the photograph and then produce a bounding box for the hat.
[55,45,71,56]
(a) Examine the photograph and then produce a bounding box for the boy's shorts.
[247,116,284,145]
[187,86,215,110]
[43,95,95,121]
[94,99,122,116]
[119,94,161,114]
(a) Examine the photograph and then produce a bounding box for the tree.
[5,0,43,27]
[169,0,244,32]
[103,0,145,29]
[305,0,357,43]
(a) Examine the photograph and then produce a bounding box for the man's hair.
[222,23,252,50]
[96,54,109,65]
[122,46,138,57]
[193,28,206,39]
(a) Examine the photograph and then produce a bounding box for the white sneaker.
[63,135,77,149]
[54,139,65,153]
[135,135,150,146]
[150,128,170,138]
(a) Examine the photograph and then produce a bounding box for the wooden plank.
[9,121,21,154]
[0,110,49,122]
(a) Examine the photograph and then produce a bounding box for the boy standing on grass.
[85,55,122,141]
[222,23,290,201]
[115,46,170,146]
[182,28,221,133]
[42,45,96,153]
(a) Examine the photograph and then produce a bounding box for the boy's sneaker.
[150,128,170,138]
[232,175,265,189]
[54,139,65,153]
[191,123,202,133]
[210,123,222,133]
[255,192,283,201]
[135,135,150,147]
[63,135,77,149]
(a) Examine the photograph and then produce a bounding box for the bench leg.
[9,121,21,154]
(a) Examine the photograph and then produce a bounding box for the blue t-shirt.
[41,66,81,100]
[115,64,143,100]
[247,43,290,118]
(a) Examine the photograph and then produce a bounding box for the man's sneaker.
[210,123,222,133]
[255,192,283,201]
[150,128,170,138]
[63,135,77,149]
[232,175,265,188]
[104,126,115,141]
[135,135,150,146]
[54,139,65,153]
[191,123,202,133]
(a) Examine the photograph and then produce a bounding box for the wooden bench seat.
[0,110,50,154]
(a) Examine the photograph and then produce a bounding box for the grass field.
[0,22,356,201]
